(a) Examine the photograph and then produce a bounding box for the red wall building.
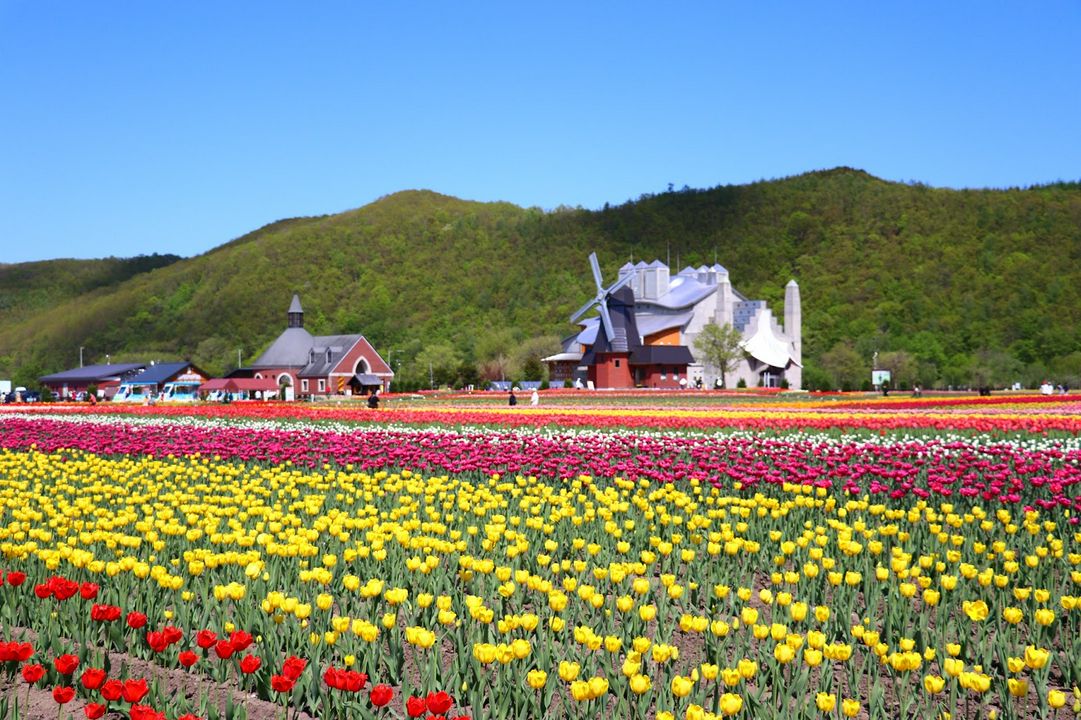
[249,296,393,399]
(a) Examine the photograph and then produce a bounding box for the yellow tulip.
[671,675,695,698]
[719,693,743,716]
[629,674,651,694]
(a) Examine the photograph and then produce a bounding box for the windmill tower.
[570,252,643,388]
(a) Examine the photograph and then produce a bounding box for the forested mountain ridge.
[0,254,181,323]
[2,168,1079,390]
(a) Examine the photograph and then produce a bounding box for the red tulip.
[100,678,123,701]
[52,686,76,704]
[48,576,79,601]
[229,629,254,651]
[80,667,107,690]
[195,630,217,649]
[162,625,184,645]
[91,604,121,622]
[22,663,46,684]
[84,703,107,720]
[406,695,427,717]
[370,684,394,707]
[282,655,307,680]
[427,691,454,714]
[323,666,342,689]
[126,611,148,629]
[178,650,199,668]
[347,671,369,692]
[122,677,149,703]
[214,639,234,660]
[4,642,34,661]
[129,705,166,720]
[53,654,80,675]
[6,570,26,586]
[271,675,296,693]
[239,654,261,674]
[79,582,99,600]
[146,631,169,653]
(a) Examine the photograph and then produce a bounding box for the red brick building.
[250,295,393,399]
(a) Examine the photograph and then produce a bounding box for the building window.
[615,359,621,368]
[309,350,315,364]
[326,349,332,364]
[301,379,309,392]
[318,379,326,392]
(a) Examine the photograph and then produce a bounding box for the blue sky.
[2,2,1079,263]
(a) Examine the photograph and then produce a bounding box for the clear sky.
[2,2,1079,263]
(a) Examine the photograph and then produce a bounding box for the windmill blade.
[605,271,634,295]
[569,296,599,324]
[598,302,616,346]
[589,252,604,292]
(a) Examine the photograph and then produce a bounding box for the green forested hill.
[2,169,1079,390]
[0,254,181,322]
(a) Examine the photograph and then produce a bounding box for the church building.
[546,259,802,389]
[250,295,394,399]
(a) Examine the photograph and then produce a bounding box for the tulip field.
[0,394,1079,720]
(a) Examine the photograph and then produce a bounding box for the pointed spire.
[287,294,304,329]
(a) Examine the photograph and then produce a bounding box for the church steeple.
[287,294,304,329]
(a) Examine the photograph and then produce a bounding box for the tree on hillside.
[820,341,865,391]
[877,351,917,389]
[414,343,462,389]
[694,323,744,389]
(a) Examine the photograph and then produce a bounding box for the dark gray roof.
[251,327,315,368]
[39,363,146,384]
[126,361,196,386]
[630,345,695,365]
[298,334,363,377]
[253,329,369,372]
[353,373,382,385]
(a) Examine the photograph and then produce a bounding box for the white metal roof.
[740,322,801,368]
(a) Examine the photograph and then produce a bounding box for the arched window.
[354,358,370,375]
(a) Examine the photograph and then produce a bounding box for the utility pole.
[429,362,434,390]
[237,349,242,369]
[79,346,84,368]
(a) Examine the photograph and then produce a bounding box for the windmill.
[569,252,636,352]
